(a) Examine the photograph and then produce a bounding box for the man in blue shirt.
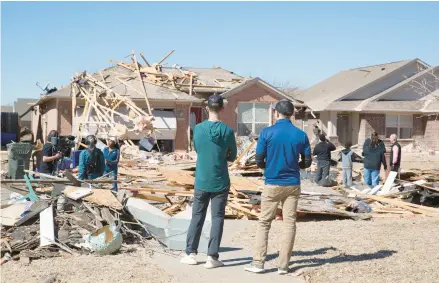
[245,99,312,275]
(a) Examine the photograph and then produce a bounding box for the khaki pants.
[252,185,301,269]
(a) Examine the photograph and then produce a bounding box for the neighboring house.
[1,105,13,112]
[14,98,39,129]
[289,59,439,151]
[31,63,303,151]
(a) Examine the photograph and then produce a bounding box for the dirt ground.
[1,246,177,283]
[2,217,438,283]
[234,217,439,283]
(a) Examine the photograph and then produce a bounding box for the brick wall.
[174,104,190,151]
[221,83,281,132]
[423,116,439,151]
[358,113,385,146]
[58,100,72,136]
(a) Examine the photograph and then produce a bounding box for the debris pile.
[1,143,438,264]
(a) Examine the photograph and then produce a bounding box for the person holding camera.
[39,130,62,175]
[78,135,105,180]
[313,134,336,184]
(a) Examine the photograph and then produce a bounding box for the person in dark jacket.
[39,130,62,175]
[78,135,105,180]
[313,134,336,184]
[362,132,387,188]
[338,142,363,188]
[389,134,401,173]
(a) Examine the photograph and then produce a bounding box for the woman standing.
[103,136,120,192]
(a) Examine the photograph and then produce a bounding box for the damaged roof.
[295,59,426,111]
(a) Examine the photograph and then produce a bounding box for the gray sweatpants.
[342,168,353,187]
[185,188,229,259]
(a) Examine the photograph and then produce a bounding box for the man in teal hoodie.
[181,94,237,269]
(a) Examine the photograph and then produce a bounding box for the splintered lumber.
[132,51,152,115]
[396,178,439,193]
[123,187,193,196]
[233,140,256,166]
[134,193,171,203]
[83,189,123,210]
[356,193,438,217]
[118,167,164,178]
[227,202,259,218]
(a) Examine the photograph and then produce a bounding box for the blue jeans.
[364,169,380,187]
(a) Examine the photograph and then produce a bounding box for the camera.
[50,135,75,156]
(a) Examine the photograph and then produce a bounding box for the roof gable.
[296,59,429,111]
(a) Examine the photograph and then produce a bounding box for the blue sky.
[2,1,439,105]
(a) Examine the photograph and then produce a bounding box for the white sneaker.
[180,253,198,265]
[244,263,265,273]
[278,268,288,275]
[204,256,224,269]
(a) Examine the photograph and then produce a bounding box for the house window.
[237,102,270,136]
[386,114,413,139]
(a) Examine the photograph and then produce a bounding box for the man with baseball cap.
[245,99,312,275]
[181,94,237,269]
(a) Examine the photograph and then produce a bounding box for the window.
[237,102,270,136]
[386,114,413,139]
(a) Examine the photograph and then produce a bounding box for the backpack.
[86,148,103,176]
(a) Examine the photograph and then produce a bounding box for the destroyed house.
[287,59,439,151]
[31,52,303,152]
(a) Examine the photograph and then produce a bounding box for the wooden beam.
[157,50,175,65]
[132,50,152,115]
[139,53,151,67]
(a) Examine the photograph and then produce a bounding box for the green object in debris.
[23,174,39,202]
[7,142,33,179]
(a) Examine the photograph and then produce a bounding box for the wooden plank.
[381,171,398,194]
[123,187,193,196]
[63,186,93,200]
[83,189,123,210]
[132,51,152,115]
[139,53,151,67]
[227,202,259,218]
[134,193,171,203]
[39,205,54,247]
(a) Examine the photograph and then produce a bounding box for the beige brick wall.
[58,100,72,136]
[174,104,190,151]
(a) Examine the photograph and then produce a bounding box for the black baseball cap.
[207,94,225,109]
[274,99,294,116]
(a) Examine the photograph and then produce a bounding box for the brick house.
[31,64,303,152]
[287,59,439,151]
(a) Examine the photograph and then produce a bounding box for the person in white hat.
[103,136,120,192]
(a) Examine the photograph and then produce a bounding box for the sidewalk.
[152,220,305,283]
